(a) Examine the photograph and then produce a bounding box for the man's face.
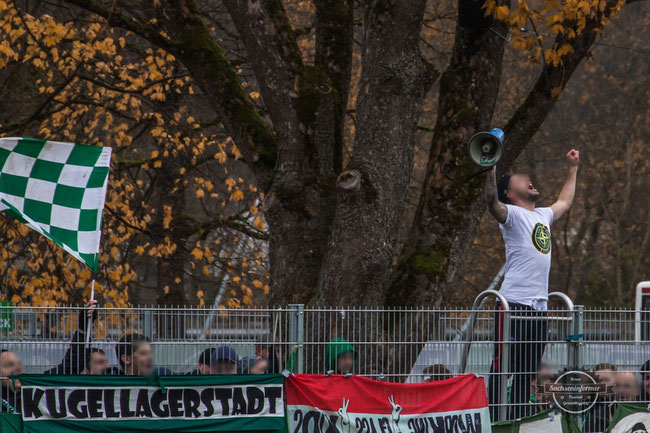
[0,352,22,390]
[123,342,153,376]
[256,346,270,359]
[88,352,110,375]
[595,369,616,395]
[211,360,236,375]
[336,352,354,374]
[616,372,640,401]
[507,174,541,204]
[197,363,211,375]
[249,359,268,375]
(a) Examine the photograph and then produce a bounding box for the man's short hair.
[198,348,215,366]
[85,347,106,368]
[116,333,149,369]
[595,362,617,372]
[497,174,512,204]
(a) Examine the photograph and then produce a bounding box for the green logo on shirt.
[531,222,551,254]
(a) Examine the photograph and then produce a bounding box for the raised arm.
[45,300,97,374]
[550,149,580,221]
[485,166,508,224]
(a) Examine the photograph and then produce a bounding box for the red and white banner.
[286,373,491,433]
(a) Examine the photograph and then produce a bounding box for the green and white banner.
[17,374,285,433]
[0,137,111,271]
[605,403,650,433]
[491,409,580,433]
[0,412,22,433]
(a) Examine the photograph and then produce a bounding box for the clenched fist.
[567,149,579,167]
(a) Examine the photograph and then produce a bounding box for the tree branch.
[64,0,173,49]
[63,0,278,190]
[222,0,305,180]
[500,0,630,169]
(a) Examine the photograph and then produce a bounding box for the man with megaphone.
[484,146,579,420]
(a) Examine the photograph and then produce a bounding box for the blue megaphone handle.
[489,128,505,143]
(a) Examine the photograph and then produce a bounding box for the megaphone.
[467,128,504,167]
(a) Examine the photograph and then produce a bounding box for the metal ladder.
[459,290,576,421]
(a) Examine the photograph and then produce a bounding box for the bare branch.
[63,0,278,190]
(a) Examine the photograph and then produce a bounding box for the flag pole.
[85,272,96,344]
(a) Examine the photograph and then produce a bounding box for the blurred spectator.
[326,338,356,375]
[0,350,21,413]
[108,333,153,376]
[238,357,254,374]
[266,347,282,373]
[247,358,269,374]
[422,364,452,382]
[255,336,270,359]
[584,363,618,433]
[256,343,282,373]
[594,362,617,399]
[211,346,237,374]
[82,348,109,375]
[187,348,215,375]
[530,363,553,404]
[44,300,98,375]
[237,357,267,374]
[616,371,640,402]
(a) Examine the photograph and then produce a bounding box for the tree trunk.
[315,0,436,306]
[223,0,353,305]
[387,8,509,306]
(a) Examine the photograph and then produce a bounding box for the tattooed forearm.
[485,167,508,223]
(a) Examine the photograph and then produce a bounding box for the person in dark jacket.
[325,338,356,374]
[43,300,98,375]
[584,363,619,433]
[0,299,100,411]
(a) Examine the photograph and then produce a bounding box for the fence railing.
[1,300,650,431]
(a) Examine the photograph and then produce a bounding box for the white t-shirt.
[499,204,554,310]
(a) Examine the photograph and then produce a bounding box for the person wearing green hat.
[325,338,356,375]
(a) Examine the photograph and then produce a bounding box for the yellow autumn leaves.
[486,0,625,67]
[0,2,269,308]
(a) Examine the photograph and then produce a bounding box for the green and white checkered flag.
[0,137,111,272]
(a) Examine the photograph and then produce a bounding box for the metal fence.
[1,294,650,431]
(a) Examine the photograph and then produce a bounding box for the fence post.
[568,305,584,430]
[499,309,511,422]
[288,304,304,374]
[570,305,584,371]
